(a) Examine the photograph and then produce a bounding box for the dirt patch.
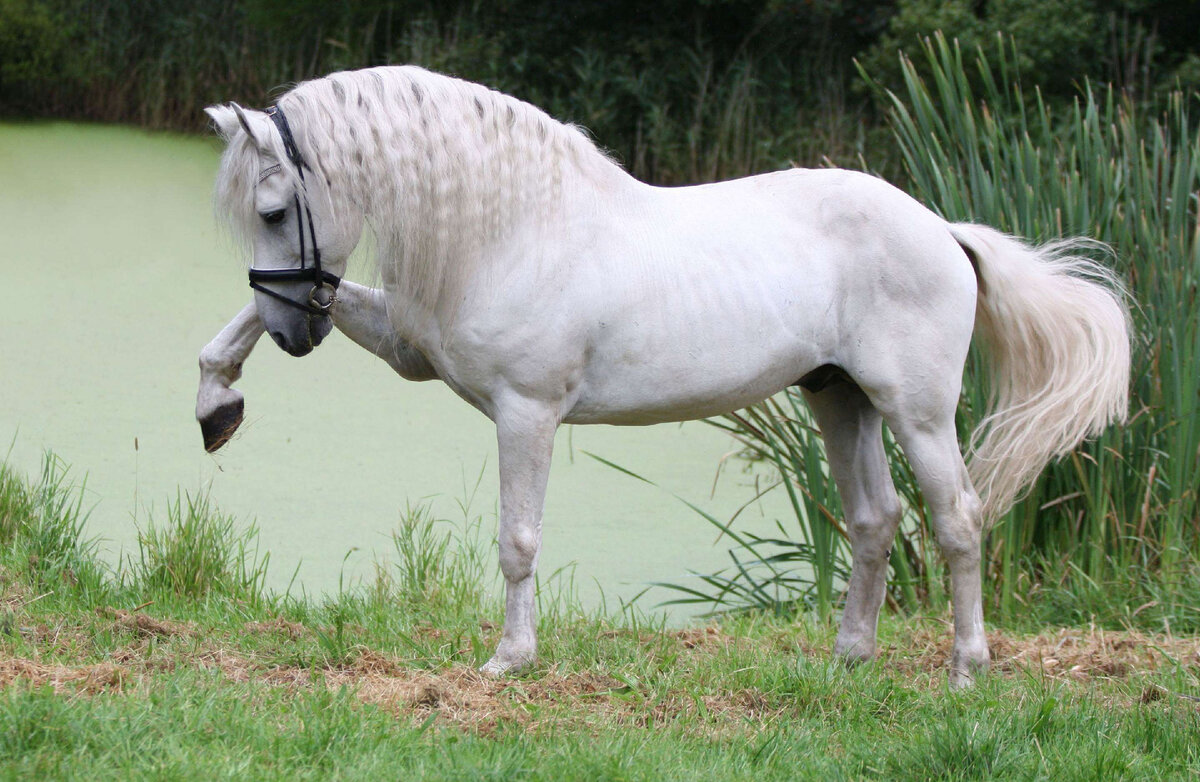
[880,624,1200,680]
[2,623,1197,731]
[322,663,639,732]
[0,656,126,694]
[671,626,731,651]
[244,618,306,639]
[98,607,194,638]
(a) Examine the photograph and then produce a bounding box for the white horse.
[196,65,1130,686]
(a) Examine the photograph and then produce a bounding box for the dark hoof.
[200,399,244,452]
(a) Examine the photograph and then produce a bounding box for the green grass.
[1,674,1196,780]
[0,455,1198,779]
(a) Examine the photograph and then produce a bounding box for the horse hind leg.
[801,377,903,665]
[882,402,989,687]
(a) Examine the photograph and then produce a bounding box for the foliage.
[0,0,881,181]
[662,36,1200,630]
[0,0,74,115]
[858,0,1200,102]
[4,1,1199,185]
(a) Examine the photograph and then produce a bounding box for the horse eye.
[261,209,286,225]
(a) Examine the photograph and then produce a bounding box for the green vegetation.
[1,455,1198,779]
[3,2,1199,183]
[673,37,1200,630]
[886,36,1200,625]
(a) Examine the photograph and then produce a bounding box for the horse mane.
[212,65,625,311]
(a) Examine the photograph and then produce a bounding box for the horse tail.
[947,223,1131,525]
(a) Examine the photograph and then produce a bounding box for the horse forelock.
[211,117,308,266]
[216,65,623,310]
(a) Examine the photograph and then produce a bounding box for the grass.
[0,455,1198,779]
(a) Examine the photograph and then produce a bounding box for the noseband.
[248,106,341,316]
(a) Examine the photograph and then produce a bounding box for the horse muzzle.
[267,311,332,357]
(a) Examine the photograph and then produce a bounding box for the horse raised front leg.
[197,302,264,452]
[480,398,557,677]
[331,282,438,381]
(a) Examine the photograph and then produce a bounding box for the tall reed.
[877,34,1199,621]
[671,35,1200,627]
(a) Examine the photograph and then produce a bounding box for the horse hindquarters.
[824,222,1130,686]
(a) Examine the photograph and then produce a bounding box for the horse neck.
[343,109,631,319]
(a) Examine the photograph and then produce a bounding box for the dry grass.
[879,624,1200,682]
[0,657,125,695]
[2,610,1197,734]
[96,607,194,639]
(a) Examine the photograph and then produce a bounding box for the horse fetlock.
[199,350,240,384]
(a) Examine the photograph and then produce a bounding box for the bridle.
[248,106,341,316]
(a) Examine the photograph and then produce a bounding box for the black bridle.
[248,106,341,316]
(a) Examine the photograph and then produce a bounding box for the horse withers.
[197,65,1130,687]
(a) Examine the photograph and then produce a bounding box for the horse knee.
[498,523,540,582]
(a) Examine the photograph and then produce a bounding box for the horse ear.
[205,103,244,142]
[229,103,258,143]
[205,102,271,151]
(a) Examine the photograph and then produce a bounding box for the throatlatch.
[247,106,341,316]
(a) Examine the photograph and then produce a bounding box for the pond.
[0,122,792,616]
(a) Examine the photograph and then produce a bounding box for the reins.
[247,106,341,316]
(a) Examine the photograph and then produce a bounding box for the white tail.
[948,223,1132,525]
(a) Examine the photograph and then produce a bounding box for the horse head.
[206,102,362,357]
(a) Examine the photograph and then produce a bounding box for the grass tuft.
[130,490,269,605]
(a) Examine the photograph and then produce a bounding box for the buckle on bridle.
[307,281,338,313]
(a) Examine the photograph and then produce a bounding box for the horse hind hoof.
[949,645,991,689]
[200,399,245,452]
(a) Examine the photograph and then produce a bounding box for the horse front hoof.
[479,651,534,678]
[200,398,244,452]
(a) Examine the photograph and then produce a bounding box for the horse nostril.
[268,330,288,351]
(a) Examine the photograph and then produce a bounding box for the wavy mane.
[212,65,625,310]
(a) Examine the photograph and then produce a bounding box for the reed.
[670,35,1200,627]
[880,34,1200,621]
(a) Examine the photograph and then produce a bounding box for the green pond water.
[0,123,792,616]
